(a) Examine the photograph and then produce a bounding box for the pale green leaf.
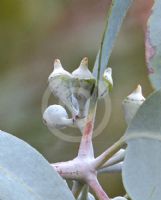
[122,89,161,200]
[93,0,133,81]
[0,130,75,200]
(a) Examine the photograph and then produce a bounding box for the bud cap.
[126,85,145,102]
[122,85,145,125]
[48,59,71,81]
[72,57,94,79]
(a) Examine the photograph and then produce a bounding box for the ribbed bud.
[72,57,96,118]
[122,85,145,125]
[48,59,79,117]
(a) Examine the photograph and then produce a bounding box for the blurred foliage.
[0,0,153,198]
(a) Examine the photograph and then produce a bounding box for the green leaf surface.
[93,0,133,81]
[122,89,161,200]
[145,0,161,90]
[0,130,75,200]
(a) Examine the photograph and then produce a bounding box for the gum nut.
[43,105,70,129]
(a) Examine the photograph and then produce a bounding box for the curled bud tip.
[48,58,71,81]
[103,68,113,91]
[53,59,63,70]
[80,57,88,66]
[122,85,146,124]
[127,84,145,101]
[72,57,94,79]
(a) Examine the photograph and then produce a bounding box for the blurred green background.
[0,0,154,198]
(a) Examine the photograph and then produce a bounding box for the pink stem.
[78,86,98,158]
[88,177,110,200]
[78,102,97,158]
[51,161,80,180]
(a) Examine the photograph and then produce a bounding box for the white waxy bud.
[48,59,79,117]
[48,59,72,81]
[72,57,94,79]
[122,85,145,125]
[112,197,127,200]
[103,68,113,91]
[99,68,113,98]
[72,57,95,118]
[43,105,73,129]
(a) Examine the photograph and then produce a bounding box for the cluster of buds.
[42,57,146,200]
[43,57,113,132]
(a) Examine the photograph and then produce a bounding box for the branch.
[94,137,125,169]
[72,181,84,198]
[78,87,98,158]
[51,160,80,180]
[88,177,110,200]
[101,148,125,168]
[98,162,123,174]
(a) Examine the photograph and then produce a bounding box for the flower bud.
[99,68,113,98]
[48,59,79,117]
[48,59,71,81]
[72,57,96,118]
[43,105,73,129]
[72,57,94,79]
[122,85,145,125]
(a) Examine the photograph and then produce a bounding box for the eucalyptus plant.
[0,0,161,200]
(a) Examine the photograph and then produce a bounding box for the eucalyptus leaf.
[145,0,161,90]
[123,139,161,200]
[93,0,133,81]
[122,89,161,200]
[0,130,75,200]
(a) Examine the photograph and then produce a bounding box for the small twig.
[98,162,123,174]
[88,177,110,200]
[72,181,84,198]
[78,87,98,158]
[94,137,125,169]
[51,160,79,180]
[101,149,125,168]
[77,185,89,200]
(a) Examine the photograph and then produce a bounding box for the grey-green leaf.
[145,0,161,90]
[93,0,133,80]
[122,89,161,200]
[0,130,75,200]
[123,139,161,200]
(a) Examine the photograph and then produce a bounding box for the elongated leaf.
[122,89,161,200]
[93,0,133,80]
[145,0,161,89]
[0,130,75,200]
